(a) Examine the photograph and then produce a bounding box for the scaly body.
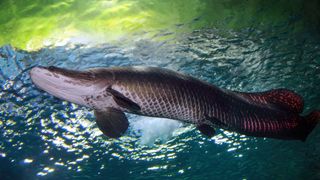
[30,66,320,141]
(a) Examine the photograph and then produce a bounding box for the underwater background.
[1,0,320,179]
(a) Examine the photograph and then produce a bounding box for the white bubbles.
[37,167,55,176]
[23,158,33,164]
[130,116,183,146]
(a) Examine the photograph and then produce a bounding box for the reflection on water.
[1,27,320,179]
[1,0,320,50]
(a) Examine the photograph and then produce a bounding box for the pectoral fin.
[197,124,216,137]
[106,86,141,111]
[94,108,129,138]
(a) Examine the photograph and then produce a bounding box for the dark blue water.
[1,28,320,179]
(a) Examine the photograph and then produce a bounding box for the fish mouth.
[30,66,96,106]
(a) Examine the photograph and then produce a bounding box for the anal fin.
[197,124,216,137]
[94,108,129,138]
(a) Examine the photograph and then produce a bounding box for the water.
[1,1,320,180]
[1,27,320,179]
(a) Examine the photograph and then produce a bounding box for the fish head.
[30,66,114,107]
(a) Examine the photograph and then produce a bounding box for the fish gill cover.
[0,0,320,179]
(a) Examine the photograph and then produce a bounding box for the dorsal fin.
[235,88,304,113]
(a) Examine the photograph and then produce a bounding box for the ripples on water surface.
[1,27,320,179]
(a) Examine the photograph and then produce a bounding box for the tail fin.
[299,111,320,141]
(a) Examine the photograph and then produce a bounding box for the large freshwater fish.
[30,66,320,141]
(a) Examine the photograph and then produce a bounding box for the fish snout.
[30,66,52,81]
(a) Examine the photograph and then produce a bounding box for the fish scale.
[113,68,301,136]
[115,69,221,125]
